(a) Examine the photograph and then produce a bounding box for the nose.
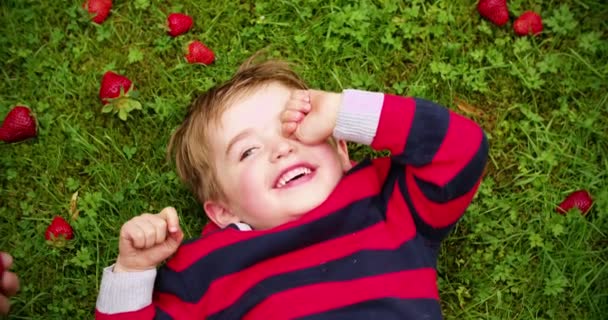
[270,138,294,162]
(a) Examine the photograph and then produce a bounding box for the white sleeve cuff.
[333,89,383,145]
[96,265,157,314]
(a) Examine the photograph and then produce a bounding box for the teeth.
[276,167,312,188]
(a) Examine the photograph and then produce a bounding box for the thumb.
[164,229,184,252]
[158,207,181,233]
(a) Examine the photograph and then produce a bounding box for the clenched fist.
[280,89,342,145]
[114,207,184,273]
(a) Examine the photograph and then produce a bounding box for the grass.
[0,0,606,318]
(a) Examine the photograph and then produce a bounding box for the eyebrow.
[225,128,254,157]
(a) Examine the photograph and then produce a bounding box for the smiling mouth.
[275,166,315,189]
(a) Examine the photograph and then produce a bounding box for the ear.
[335,139,352,172]
[203,200,240,229]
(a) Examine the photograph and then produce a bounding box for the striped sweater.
[96,89,489,320]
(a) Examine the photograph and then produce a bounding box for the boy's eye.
[239,147,256,161]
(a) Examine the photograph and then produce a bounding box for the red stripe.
[168,162,388,272]
[244,268,439,319]
[409,112,482,186]
[95,305,155,320]
[407,171,482,228]
[154,292,202,319]
[384,179,417,238]
[371,95,415,154]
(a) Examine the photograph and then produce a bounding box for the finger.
[292,90,310,102]
[280,110,304,123]
[281,122,297,137]
[149,217,168,245]
[0,294,8,315]
[132,219,158,249]
[0,253,13,269]
[1,272,19,296]
[286,99,311,113]
[158,207,180,233]
[123,222,147,249]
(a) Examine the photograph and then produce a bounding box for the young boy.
[95,59,488,319]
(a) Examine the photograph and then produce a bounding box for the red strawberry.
[45,217,74,247]
[168,13,193,37]
[99,71,134,105]
[83,0,112,24]
[513,11,543,36]
[98,71,142,120]
[556,190,593,216]
[477,0,509,27]
[0,106,37,143]
[185,41,215,65]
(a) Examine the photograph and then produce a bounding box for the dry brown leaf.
[454,96,485,117]
[70,191,79,220]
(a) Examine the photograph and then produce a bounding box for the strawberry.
[99,71,142,120]
[167,13,193,37]
[185,41,215,65]
[99,71,134,104]
[477,0,509,27]
[0,106,37,143]
[556,190,593,216]
[83,0,112,24]
[513,11,543,36]
[45,216,74,247]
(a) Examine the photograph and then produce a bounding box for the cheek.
[235,162,265,200]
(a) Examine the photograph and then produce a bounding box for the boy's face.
[204,82,351,230]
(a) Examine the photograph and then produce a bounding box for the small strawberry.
[185,41,215,65]
[99,71,134,104]
[477,0,509,27]
[45,216,74,247]
[556,190,593,216]
[99,71,142,120]
[167,13,193,37]
[513,11,543,36]
[83,0,112,24]
[0,106,37,143]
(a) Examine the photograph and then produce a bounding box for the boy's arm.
[334,90,489,240]
[96,208,186,319]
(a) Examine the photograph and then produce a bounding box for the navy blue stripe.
[155,196,384,302]
[398,168,456,241]
[415,131,488,203]
[399,98,450,167]
[209,234,437,320]
[300,298,442,320]
[154,307,173,320]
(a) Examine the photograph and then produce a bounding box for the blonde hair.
[167,57,310,205]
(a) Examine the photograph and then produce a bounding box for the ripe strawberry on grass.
[45,216,74,247]
[185,41,215,65]
[167,13,193,37]
[99,71,142,121]
[477,0,509,27]
[0,106,37,143]
[83,0,112,24]
[556,190,593,216]
[513,11,543,36]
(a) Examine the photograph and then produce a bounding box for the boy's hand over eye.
[114,207,183,273]
[281,89,342,144]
